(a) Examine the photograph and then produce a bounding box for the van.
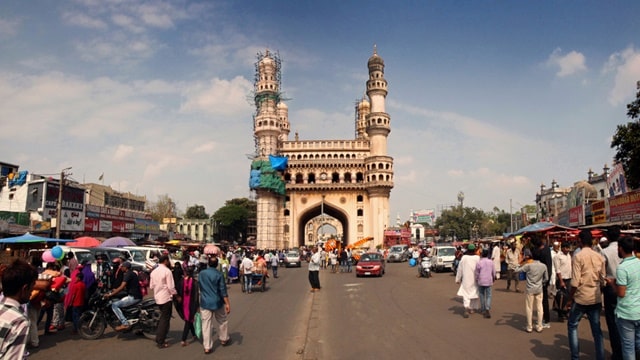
[429,245,457,272]
[387,244,409,262]
[28,246,93,267]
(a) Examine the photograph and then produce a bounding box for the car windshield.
[129,249,146,262]
[360,253,382,262]
[439,248,455,256]
[390,248,402,253]
[286,252,298,257]
[75,252,94,264]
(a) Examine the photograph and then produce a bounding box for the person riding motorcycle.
[104,261,142,331]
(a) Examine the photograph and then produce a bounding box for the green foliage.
[611,84,640,190]
[213,198,256,243]
[435,206,512,240]
[185,204,209,219]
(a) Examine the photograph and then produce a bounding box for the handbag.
[194,312,202,339]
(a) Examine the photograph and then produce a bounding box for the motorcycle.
[418,257,432,278]
[78,291,161,340]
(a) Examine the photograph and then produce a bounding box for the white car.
[284,251,302,268]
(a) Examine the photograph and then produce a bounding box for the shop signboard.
[609,189,640,222]
[591,200,607,224]
[568,205,584,227]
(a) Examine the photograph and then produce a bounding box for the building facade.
[251,48,394,249]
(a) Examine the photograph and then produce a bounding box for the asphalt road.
[29,262,613,360]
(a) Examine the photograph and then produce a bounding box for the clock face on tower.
[320,173,328,180]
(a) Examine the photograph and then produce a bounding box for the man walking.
[601,225,623,360]
[456,243,480,318]
[552,242,572,321]
[270,251,279,278]
[0,259,38,359]
[567,229,606,360]
[308,247,321,292]
[149,255,177,349]
[199,254,231,354]
[606,236,640,360]
[532,236,553,328]
[505,242,521,292]
[241,254,254,294]
[476,248,496,318]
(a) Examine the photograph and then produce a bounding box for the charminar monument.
[249,46,393,250]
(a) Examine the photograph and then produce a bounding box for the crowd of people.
[453,226,640,360]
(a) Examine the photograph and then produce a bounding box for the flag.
[98,173,104,181]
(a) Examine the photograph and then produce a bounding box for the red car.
[355,252,385,277]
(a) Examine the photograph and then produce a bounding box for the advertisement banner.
[609,189,640,222]
[568,205,584,227]
[61,209,84,231]
[607,163,629,197]
[99,220,113,232]
[85,218,99,232]
[591,200,606,224]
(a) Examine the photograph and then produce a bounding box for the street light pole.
[510,198,513,234]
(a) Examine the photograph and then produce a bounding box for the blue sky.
[1,1,639,224]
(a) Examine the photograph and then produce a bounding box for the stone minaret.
[253,50,284,249]
[364,46,393,245]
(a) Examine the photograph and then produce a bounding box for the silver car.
[284,251,302,268]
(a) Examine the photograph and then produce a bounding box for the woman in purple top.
[476,249,496,318]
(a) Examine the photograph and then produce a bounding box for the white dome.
[277,102,288,109]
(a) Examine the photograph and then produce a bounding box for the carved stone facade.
[252,48,393,250]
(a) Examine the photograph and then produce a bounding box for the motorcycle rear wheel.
[78,312,106,340]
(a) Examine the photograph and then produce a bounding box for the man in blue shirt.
[606,236,640,359]
[198,255,231,354]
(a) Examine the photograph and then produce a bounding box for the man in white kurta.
[456,244,481,318]
[491,244,502,279]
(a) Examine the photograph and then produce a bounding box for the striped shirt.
[0,297,29,360]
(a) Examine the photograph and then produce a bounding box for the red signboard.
[609,189,640,222]
[569,205,584,226]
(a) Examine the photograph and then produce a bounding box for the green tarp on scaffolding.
[249,159,286,196]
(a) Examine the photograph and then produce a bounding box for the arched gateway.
[249,47,394,250]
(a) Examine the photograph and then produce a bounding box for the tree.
[185,204,209,219]
[146,194,176,222]
[211,198,256,243]
[611,81,640,190]
[213,204,250,243]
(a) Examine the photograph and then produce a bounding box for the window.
[357,195,363,202]
[357,209,363,216]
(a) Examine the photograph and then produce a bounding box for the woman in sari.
[175,265,199,346]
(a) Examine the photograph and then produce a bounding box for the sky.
[1,1,639,225]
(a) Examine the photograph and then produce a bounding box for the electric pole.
[55,167,71,239]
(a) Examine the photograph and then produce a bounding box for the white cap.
[600,237,608,243]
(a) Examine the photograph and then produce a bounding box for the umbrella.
[100,236,136,247]
[66,236,101,248]
[0,232,73,244]
[203,244,221,255]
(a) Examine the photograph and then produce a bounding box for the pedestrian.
[601,225,623,360]
[240,254,254,294]
[476,248,496,319]
[455,243,480,318]
[606,236,640,360]
[309,247,322,292]
[0,258,38,359]
[552,242,572,321]
[270,252,279,278]
[329,250,338,273]
[491,243,501,280]
[198,254,231,354]
[566,229,606,360]
[69,272,86,335]
[505,241,521,292]
[176,265,199,347]
[516,248,548,333]
[531,236,553,329]
[339,248,348,273]
[149,255,178,349]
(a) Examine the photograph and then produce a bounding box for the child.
[69,272,86,334]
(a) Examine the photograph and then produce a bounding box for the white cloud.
[193,142,216,154]
[604,46,640,106]
[113,144,134,161]
[75,34,159,64]
[180,76,253,116]
[61,11,107,29]
[546,48,587,77]
[0,18,20,38]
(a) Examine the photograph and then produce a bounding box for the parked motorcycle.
[418,257,432,278]
[78,291,161,340]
